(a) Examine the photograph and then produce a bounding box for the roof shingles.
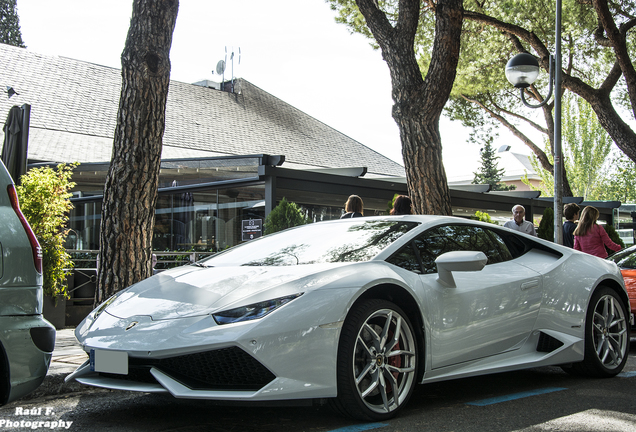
[0,43,404,176]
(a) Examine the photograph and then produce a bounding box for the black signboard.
[242,219,263,241]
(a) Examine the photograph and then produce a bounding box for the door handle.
[521,280,540,290]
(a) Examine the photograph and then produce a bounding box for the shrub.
[473,211,496,224]
[17,163,77,299]
[537,207,554,241]
[264,197,309,235]
[603,224,625,249]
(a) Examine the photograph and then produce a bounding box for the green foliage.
[473,211,496,224]
[537,206,554,241]
[521,153,553,196]
[522,95,631,201]
[17,164,77,298]
[603,224,625,249]
[330,0,607,100]
[599,152,636,203]
[328,0,636,186]
[0,0,25,47]
[386,193,400,214]
[264,198,309,235]
[563,95,613,199]
[472,135,516,191]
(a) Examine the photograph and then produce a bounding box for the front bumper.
[68,288,356,401]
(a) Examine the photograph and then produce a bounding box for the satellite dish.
[215,60,226,75]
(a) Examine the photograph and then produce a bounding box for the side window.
[413,225,514,274]
[485,229,513,262]
[617,252,636,269]
[414,226,458,274]
[386,242,422,274]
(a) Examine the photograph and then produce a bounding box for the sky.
[14,0,525,180]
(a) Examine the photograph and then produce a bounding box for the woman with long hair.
[341,195,364,218]
[573,206,621,258]
[390,195,413,215]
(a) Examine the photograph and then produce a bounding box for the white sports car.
[68,216,632,420]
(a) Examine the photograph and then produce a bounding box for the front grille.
[536,332,564,353]
[101,347,275,391]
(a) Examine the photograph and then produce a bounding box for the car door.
[414,224,543,369]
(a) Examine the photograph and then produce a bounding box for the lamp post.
[504,0,563,245]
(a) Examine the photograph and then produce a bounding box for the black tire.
[565,286,629,377]
[329,299,419,421]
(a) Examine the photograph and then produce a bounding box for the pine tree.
[472,137,515,191]
[96,0,179,304]
[264,198,309,235]
[0,0,26,48]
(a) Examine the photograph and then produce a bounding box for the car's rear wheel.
[330,299,418,421]
[565,286,629,377]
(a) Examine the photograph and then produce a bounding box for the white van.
[0,160,55,405]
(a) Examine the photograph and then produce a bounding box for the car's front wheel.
[565,286,629,377]
[330,299,418,421]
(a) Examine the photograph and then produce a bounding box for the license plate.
[90,349,128,375]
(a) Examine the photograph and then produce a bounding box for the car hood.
[102,263,350,321]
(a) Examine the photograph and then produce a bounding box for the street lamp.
[505,54,554,108]
[504,0,563,245]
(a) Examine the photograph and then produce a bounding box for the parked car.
[0,160,56,405]
[68,216,630,420]
[607,244,636,324]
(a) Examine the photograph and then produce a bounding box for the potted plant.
[17,163,76,329]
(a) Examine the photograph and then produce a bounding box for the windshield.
[201,220,418,266]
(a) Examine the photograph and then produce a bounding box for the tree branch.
[461,94,552,169]
[485,95,547,135]
[592,0,636,118]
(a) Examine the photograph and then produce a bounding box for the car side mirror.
[435,251,488,288]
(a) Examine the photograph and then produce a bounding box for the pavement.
[23,327,95,400]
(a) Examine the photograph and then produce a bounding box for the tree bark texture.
[97,0,179,304]
[465,8,636,165]
[356,0,463,215]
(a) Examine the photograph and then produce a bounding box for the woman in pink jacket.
[573,206,621,258]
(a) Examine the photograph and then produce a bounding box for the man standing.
[504,205,537,236]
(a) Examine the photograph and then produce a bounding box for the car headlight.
[212,293,302,325]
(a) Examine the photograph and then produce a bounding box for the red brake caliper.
[386,332,402,394]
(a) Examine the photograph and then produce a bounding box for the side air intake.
[537,332,564,353]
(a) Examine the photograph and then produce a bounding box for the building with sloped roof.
[0,43,404,177]
[0,43,412,253]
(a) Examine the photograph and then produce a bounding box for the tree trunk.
[356,0,463,215]
[96,0,179,304]
[399,118,452,212]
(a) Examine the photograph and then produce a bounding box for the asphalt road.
[2,343,636,432]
